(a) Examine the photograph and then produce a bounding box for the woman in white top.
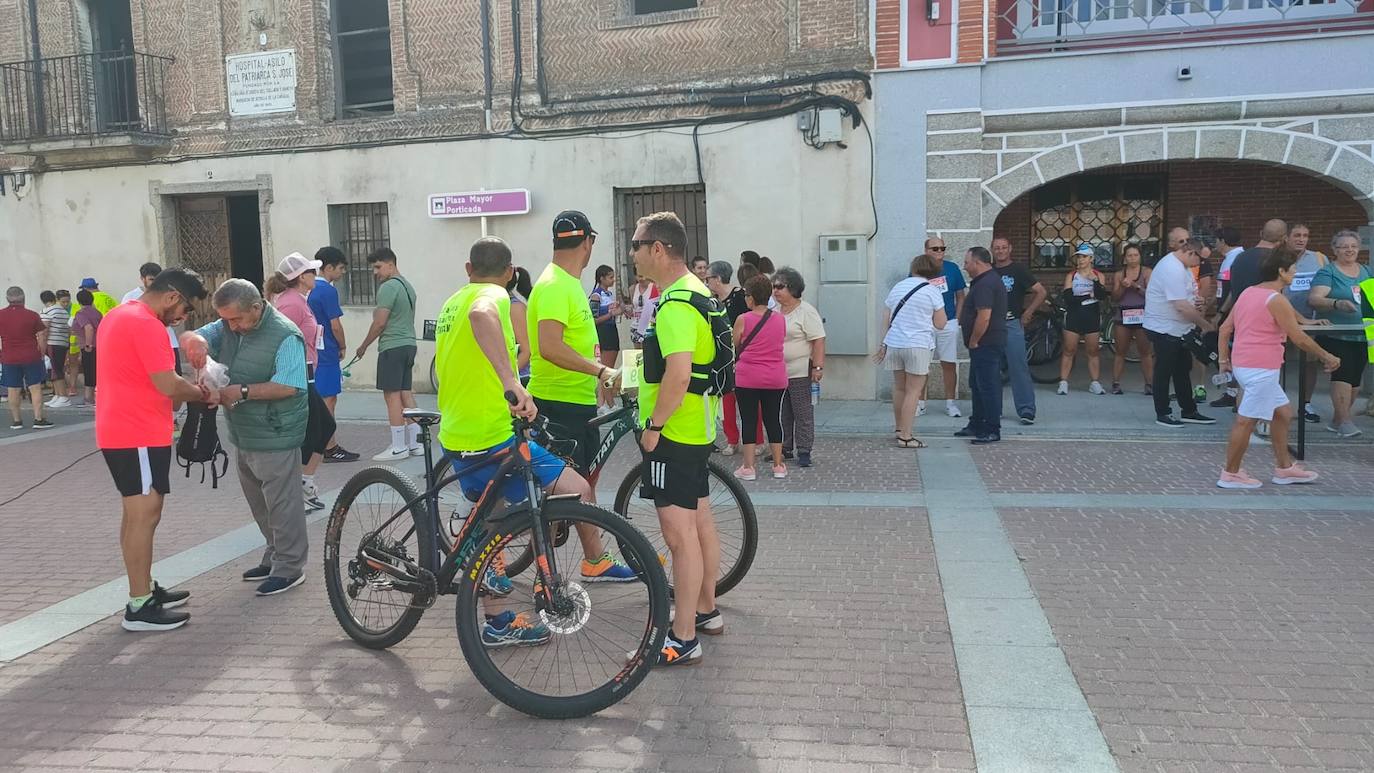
[875,254,948,449]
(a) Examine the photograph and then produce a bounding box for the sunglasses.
[630,239,671,251]
[929,246,947,252]
[772,283,787,290]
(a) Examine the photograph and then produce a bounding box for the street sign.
[428,189,531,219]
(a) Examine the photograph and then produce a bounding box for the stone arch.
[981,125,1374,228]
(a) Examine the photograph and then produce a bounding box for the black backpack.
[641,289,735,396]
[177,403,230,488]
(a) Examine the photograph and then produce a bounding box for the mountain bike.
[430,393,759,598]
[1003,299,1062,385]
[323,398,670,719]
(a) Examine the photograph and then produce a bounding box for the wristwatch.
[644,418,664,432]
[240,384,250,401]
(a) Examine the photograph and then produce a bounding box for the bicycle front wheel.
[324,466,434,650]
[613,457,758,597]
[454,501,669,719]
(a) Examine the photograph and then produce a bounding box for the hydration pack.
[641,289,735,396]
[176,403,230,488]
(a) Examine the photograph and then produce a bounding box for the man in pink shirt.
[96,269,214,632]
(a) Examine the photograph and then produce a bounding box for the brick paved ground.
[0,503,973,773]
[1003,506,1374,772]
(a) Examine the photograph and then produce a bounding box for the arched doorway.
[992,160,1370,274]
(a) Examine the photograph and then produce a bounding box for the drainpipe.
[27,0,46,135]
[480,0,492,132]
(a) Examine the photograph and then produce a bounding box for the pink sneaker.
[1272,464,1319,485]
[771,464,788,479]
[1216,470,1262,489]
[733,466,756,482]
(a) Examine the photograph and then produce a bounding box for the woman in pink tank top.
[731,275,788,481]
[1216,247,1340,490]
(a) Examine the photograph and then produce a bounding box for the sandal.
[896,436,927,449]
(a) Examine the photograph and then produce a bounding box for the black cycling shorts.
[639,436,711,510]
[533,397,599,474]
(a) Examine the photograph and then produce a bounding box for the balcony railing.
[0,50,172,143]
[996,0,1369,51]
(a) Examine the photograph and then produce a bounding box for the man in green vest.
[182,279,311,597]
[1362,275,1374,417]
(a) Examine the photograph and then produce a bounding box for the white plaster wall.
[0,110,878,397]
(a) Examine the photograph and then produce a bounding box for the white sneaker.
[408,445,426,457]
[1057,381,1069,395]
[917,401,927,417]
[945,402,962,418]
[719,445,736,456]
[371,447,409,462]
[45,396,70,408]
[1088,381,1106,395]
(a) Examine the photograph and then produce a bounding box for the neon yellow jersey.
[435,283,517,452]
[69,291,117,346]
[527,263,598,406]
[638,273,718,446]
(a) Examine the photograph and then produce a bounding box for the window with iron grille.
[332,0,394,116]
[634,0,698,13]
[328,203,390,305]
[1029,174,1165,271]
[614,185,710,287]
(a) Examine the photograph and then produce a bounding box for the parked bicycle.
[430,393,759,598]
[323,397,670,719]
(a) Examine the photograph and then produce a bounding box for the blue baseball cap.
[79,277,99,289]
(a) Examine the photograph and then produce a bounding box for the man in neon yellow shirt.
[526,210,636,583]
[434,236,585,648]
[632,211,723,666]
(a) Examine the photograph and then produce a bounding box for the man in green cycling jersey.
[632,211,724,666]
[433,236,588,648]
[526,210,637,583]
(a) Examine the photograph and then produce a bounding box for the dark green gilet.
[214,303,308,452]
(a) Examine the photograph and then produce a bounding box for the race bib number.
[1289,273,1313,293]
[929,275,948,292]
[621,350,644,389]
[1121,308,1144,325]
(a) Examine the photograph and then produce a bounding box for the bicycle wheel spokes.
[456,502,668,717]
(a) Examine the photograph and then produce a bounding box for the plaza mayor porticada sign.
[225,49,297,117]
[428,189,532,219]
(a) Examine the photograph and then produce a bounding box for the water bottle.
[1211,372,1232,387]
[810,381,820,406]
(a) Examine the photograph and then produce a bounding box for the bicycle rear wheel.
[324,466,434,649]
[454,500,669,719]
[613,458,758,597]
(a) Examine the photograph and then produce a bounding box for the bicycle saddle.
[402,409,443,426]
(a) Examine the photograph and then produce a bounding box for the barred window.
[328,202,390,305]
[1029,174,1164,271]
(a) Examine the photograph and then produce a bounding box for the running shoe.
[1056,380,1069,395]
[303,481,326,512]
[772,464,788,479]
[408,445,426,458]
[8,421,22,430]
[242,564,271,582]
[1156,415,1184,428]
[946,402,962,418]
[1180,412,1216,424]
[719,445,737,456]
[917,401,927,417]
[1088,381,1106,395]
[1192,385,1208,402]
[371,447,409,462]
[482,611,551,648]
[1110,383,1123,395]
[1303,410,1321,424]
[1336,422,1362,438]
[1217,470,1262,489]
[150,581,190,610]
[122,599,189,632]
[668,607,726,635]
[733,466,757,482]
[1210,393,1236,408]
[32,418,53,429]
[45,396,72,408]
[653,634,702,666]
[482,566,514,596]
[256,575,305,596]
[323,445,361,463]
[1272,465,1319,485]
[798,452,812,468]
[580,552,638,583]
[1018,415,1035,426]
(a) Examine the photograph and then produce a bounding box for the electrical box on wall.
[815,109,844,144]
[817,234,869,355]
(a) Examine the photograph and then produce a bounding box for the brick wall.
[992,160,1370,274]
[875,0,900,68]
[955,0,984,63]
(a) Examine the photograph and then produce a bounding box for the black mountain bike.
[430,393,759,598]
[323,398,670,719]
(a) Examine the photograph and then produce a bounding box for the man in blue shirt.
[308,247,359,462]
[921,237,966,419]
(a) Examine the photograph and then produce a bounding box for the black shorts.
[534,397,599,474]
[377,345,416,392]
[1064,304,1101,335]
[80,349,97,388]
[301,381,337,463]
[102,447,172,497]
[48,345,68,379]
[1317,337,1367,387]
[639,436,711,510]
[597,324,621,353]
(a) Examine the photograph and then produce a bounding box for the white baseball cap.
[278,252,323,281]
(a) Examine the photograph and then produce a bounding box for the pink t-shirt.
[272,288,319,367]
[734,309,787,390]
[95,301,175,449]
[1230,287,1286,370]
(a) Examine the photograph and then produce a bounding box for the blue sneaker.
[482,611,551,648]
[580,552,638,583]
[482,565,513,597]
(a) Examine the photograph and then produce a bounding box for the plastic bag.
[192,356,230,390]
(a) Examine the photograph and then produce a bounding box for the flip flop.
[896,436,927,449]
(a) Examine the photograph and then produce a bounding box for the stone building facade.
[0,0,878,394]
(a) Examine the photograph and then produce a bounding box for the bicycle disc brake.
[539,581,591,634]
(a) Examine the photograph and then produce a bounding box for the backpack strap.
[734,308,773,362]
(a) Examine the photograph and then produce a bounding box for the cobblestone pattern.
[0,423,380,626]
[1002,506,1374,773]
[973,440,1374,497]
[0,505,973,772]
